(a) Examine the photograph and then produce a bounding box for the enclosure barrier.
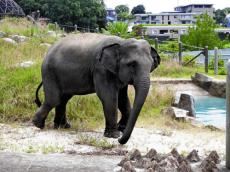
[227,60,230,169]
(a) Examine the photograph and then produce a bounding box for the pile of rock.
[117,148,220,172]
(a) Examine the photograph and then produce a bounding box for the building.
[175,4,214,18]
[144,25,230,39]
[106,8,117,23]
[135,12,198,25]
[134,4,214,25]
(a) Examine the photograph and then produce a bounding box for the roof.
[175,4,213,8]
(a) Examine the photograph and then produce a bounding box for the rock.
[2,38,17,45]
[200,158,219,172]
[47,31,56,37]
[178,94,196,117]
[171,148,180,160]
[40,43,52,48]
[120,161,136,172]
[159,155,179,171]
[0,31,6,38]
[11,35,28,42]
[145,148,157,160]
[206,151,220,164]
[191,73,212,91]
[186,150,200,162]
[161,107,189,119]
[209,80,226,98]
[19,61,34,68]
[146,168,154,172]
[118,156,130,166]
[128,149,142,161]
[178,161,193,172]
[133,158,151,168]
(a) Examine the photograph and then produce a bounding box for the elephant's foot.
[117,123,126,133]
[54,122,71,129]
[104,129,120,138]
[32,115,45,129]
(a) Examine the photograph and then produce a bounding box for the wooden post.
[179,42,182,65]
[155,38,158,52]
[226,59,230,169]
[74,24,78,33]
[204,46,209,73]
[214,47,218,75]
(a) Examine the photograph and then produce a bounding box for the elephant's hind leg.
[118,86,131,132]
[33,80,61,129]
[54,95,72,129]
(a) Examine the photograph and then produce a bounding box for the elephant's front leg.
[118,86,131,132]
[95,80,120,138]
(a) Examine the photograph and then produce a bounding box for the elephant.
[32,33,160,144]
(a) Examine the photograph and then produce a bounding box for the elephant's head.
[99,38,160,144]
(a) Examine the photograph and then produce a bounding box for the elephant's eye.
[127,61,136,67]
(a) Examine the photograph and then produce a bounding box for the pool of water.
[195,96,226,129]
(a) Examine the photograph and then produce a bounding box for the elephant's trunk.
[118,76,150,144]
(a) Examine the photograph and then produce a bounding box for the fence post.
[226,59,230,169]
[178,42,182,65]
[214,47,218,75]
[204,46,209,73]
[74,24,78,33]
[155,38,158,52]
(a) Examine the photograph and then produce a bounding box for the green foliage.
[17,0,107,29]
[208,58,224,70]
[182,55,196,66]
[115,4,133,21]
[131,4,145,15]
[106,22,128,37]
[159,41,179,52]
[181,13,221,49]
[215,8,230,25]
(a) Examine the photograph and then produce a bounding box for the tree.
[115,4,132,21]
[131,4,145,15]
[181,13,221,49]
[215,8,230,25]
[17,0,106,29]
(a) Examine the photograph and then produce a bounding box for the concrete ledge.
[192,73,226,98]
[151,78,192,84]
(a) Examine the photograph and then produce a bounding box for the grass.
[1,17,225,133]
[76,134,116,149]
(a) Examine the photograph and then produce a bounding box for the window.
[160,30,168,34]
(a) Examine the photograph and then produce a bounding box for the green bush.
[183,55,195,66]
[208,58,224,70]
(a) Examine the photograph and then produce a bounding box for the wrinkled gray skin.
[32,33,160,144]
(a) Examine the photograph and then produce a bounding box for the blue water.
[195,96,226,129]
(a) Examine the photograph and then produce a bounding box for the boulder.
[178,94,196,117]
[128,149,142,161]
[20,61,34,68]
[2,38,17,45]
[40,43,52,48]
[11,35,28,42]
[161,107,189,120]
[0,31,6,38]
[209,80,226,98]
[120,161,136,172]
[186,150,200,162]
[47,31,56,37]
[178,161,192,172]
[145,148,158,160]
[158,155,179,171]
[191,73,212,91]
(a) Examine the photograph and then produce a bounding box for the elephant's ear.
[98,43,120,74]
[150,46,161,72]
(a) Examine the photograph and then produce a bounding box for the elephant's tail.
[35,82,43,107]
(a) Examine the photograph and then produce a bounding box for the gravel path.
[0,123,225,159]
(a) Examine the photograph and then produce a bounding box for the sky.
[104,0,230,13]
